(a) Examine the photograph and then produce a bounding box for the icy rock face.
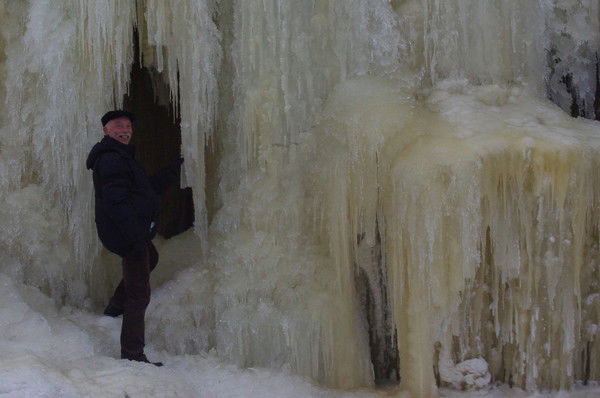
[1,1,600,397]
[546,0,600,118]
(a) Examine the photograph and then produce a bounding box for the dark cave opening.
[123,42,195,239]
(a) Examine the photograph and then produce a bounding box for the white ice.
[2,1,600,397]
[0,269,376,398]
[2,264,600,397]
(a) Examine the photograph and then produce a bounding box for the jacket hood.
[86,136,135,170]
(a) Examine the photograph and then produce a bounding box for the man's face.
[103,116,133,145]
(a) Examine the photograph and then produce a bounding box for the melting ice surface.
[1,0,600,397]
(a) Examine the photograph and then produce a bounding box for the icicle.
[141,0,222,249]
[229,0,400,170]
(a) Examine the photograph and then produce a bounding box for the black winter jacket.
[86,136,181,257]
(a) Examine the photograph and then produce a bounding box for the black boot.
[103,302,124,317]
[122,352,163,367]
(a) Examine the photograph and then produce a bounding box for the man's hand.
[149,156,184,194]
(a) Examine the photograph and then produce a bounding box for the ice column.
[313,78,600,395]
[207,0,403,388]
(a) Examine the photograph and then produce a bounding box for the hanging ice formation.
[1,0,600,396]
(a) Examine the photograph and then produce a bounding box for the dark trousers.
[109,242,159,358]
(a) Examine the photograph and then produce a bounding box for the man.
[86,110,182,366]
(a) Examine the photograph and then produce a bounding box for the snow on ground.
[1,272,599,398]
[0,272,375,398]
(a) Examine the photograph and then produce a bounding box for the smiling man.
[86,110,182,366]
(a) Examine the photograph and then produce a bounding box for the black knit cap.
[101,110,136,126]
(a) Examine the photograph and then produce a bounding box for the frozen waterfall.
[1,0,600,397]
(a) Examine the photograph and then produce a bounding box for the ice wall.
[1,1,600,397]
[212,1,600,395]
[0,0,136,303]
[309,77,600,394]
[208,1,402,388]
[392,0,547,89]
[228,0,400,169]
